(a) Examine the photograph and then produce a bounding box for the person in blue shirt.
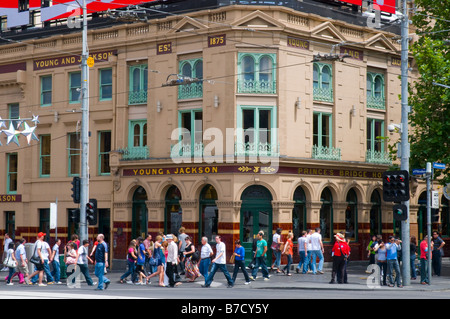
[385,236,403,288]
[94,234,111,291]
[231,240,251,285]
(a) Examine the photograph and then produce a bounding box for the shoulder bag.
[30,243,42,265]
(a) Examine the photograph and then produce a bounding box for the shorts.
[34,262,44,271]
[16,262,29,275]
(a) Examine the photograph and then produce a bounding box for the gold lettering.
[205,167,210,174]
[179,168,184,174]
[158,169,164,175]
[199,167,203,174]
[298,168,303,174]
[133,169,138,175]
[185,167,190,174]
[152,169,157,175]
[174,168,178,174]
[139,169,144,175]
[212,167,218,173]
[192,167,197,174]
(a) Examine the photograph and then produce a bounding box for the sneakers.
[6,282,13,286]
[104,281,110,290]
[38,283,47,287]
[264,277,270,281]
[249,276,256,281]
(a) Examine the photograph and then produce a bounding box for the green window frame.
[8,103,19,128]
[236,105,278,156]
[99,68,113,101]
[7,153,18,194]
[320,187,333,243]
[128,120,147,148]
[68,133,80,177]
[313,62,333,102]
[237,53,277,94]
[39,134,51,177]
[69,72,81,103]
[178,58,203,99]
[98,131,111,175]
[129,64,148,105]
[40,75,52,107]
[367,72,385,109]
[367,119,385,153]
[312,112,341,160]
[172,109,203,157]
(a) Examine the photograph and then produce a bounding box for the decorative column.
[179,200,199,243]
[271,200,295,234]
[112,201,132,260]
[145,200,165,235]
[216,200,241,261]
[306,201,323,229]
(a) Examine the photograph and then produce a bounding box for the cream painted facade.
[0,4,445,265]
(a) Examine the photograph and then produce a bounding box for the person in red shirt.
[329,233,350,284]
[420,235,433,285]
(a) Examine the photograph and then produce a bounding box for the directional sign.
[412,168,426,175]
[432,191,439,209]
[433,162,446,170]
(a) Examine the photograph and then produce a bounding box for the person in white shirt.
[310,228,324,274]
[2,233,13,271]
[165,234,181,288]
[15,238,30,284]
[77,239,95,286]
[199,237,213,278]
[202,235,234,288]
[31,236,55,285]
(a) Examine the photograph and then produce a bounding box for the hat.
[335,233,345,242]
[38,232,46,238]
[166,234,173,240]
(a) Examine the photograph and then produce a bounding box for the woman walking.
[231,240,250,285]
[282,232,294,276]
[5,242,17,285]
[270,228,283,273]
[183,236,200,282]
[146,235,165,286]
[120,240,137,284]
[135,237,148,285]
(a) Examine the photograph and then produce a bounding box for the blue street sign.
[412,168,426,175]
[433,162,446,170]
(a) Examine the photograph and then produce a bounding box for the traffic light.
[71,177,80,204]
[69,208,80,223]
[431,208,440,223]
[382,170,410,202]
[393,204,408,221]
[86,198,97,225]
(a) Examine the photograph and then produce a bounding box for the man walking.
[310,228,324,274]
[78,239,96,286]
[94,234,110,291]
[202,235,234,288]
[296,231,308,274]
[250,231,270,281]
[386,236,403,288]
[199,237,213,279]
[166,234,182,287]
[431,231,445,277]
[15,238,30,284]
[50,238,62,284]
[29,232,47,286]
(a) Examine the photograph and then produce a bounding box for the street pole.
[426,162,432,284]
[80,0,89,242]
[400,0,411,286]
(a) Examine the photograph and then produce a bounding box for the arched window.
[238,53,276,94]
[312,62,333,102]
[367,72,385,109]
[242,55,255,81]
[292,186,307,241]
[346,189,358,242]
[132,186,148,239]
[165,186,182,235]
[200,185,218,243]
[320,187,333,242]
[178,58,203,99]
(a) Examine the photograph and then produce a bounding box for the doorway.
[132,186,148,239]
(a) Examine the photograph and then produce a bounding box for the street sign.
[433,162,446,170]
[412,168,426,175]
[432,191,439,209]
[50,202,57,229]
[87,57,95,68]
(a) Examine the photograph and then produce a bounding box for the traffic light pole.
[400,0,411,286]
[79,0,90,242]
[426,162,432,284]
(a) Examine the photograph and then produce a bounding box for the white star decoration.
[0,116,6,129]
[0,117,39,147]
[4,122,21,146]
[21,122,39,145]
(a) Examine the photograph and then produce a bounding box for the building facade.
[0,1,448,266]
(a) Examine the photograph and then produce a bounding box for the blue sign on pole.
[433,162,446,170]
[412,168,426,175]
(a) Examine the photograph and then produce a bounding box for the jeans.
[6,267,15,283]
[432,250,442,276]
[310,250,324,273]
[32,260,54,284]
[94,262,110,290]
[79,263,94,286]
[51,260,60,283]
[297,251,308,273]
[199,258,211,279]
[272,250,281,269]
[410,255,417,278]
[283,254,293,274]
[387,259,402,286]
[120,260,136,281]
[420,258,429,284]
[205,263,234,287]
[330,256,345,283]
[251,256,269,279]
[232,260,250,283]
[377,261,387,285]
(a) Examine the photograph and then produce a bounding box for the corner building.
[1,0,448,267]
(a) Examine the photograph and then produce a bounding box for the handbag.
[3,254,17,268]
[229,253,235,264]
[30,244,42,265]
[271,242,280,251]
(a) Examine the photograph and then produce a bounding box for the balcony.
[119,146,149,160]
[235,142,280,157]
[367,95,386,110]
[312,145,341,161]
[171,142,204,158]
[366,150,391,165]
[237,80,276,94]
[178,82,203,100]
[313,87,333,103]
[128,90,147,105]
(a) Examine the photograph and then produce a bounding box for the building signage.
[0,62,26,75]
[157,42,172,55]
[287,37,310,50]
[123,165,383,179]
[208,34,226,48]
[0,194,22,202]
[33,50,117,71]
[340,47,364,61]
[391,57,412,68]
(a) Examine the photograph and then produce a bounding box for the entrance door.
[132,187,148,239]
[240,185,273,265]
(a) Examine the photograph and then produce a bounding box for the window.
[68,133,80,176]
[98,131,111,175]
[312,112,341,160]
[8,103,19,128]
[5,212,15,240]
[173,110,203,157]
[320,187,333,242]
[178,58,203,99]
[313,63,333,102]
[238,53,276,94]
[19,0,29,12]
[366,119,390,164]
[367,72,385,109]
[292,186,307,241]
[200,185,218,243]
[346,189,358,242]
[40,135,51,177]
[129,120,147,148]
[69,72,81,103]
[236,105,278,156]
[129,64,148,105]
[100,68,112,101]
[40,75,52,106]
[7,153,18,194]
[39,209,51,242]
